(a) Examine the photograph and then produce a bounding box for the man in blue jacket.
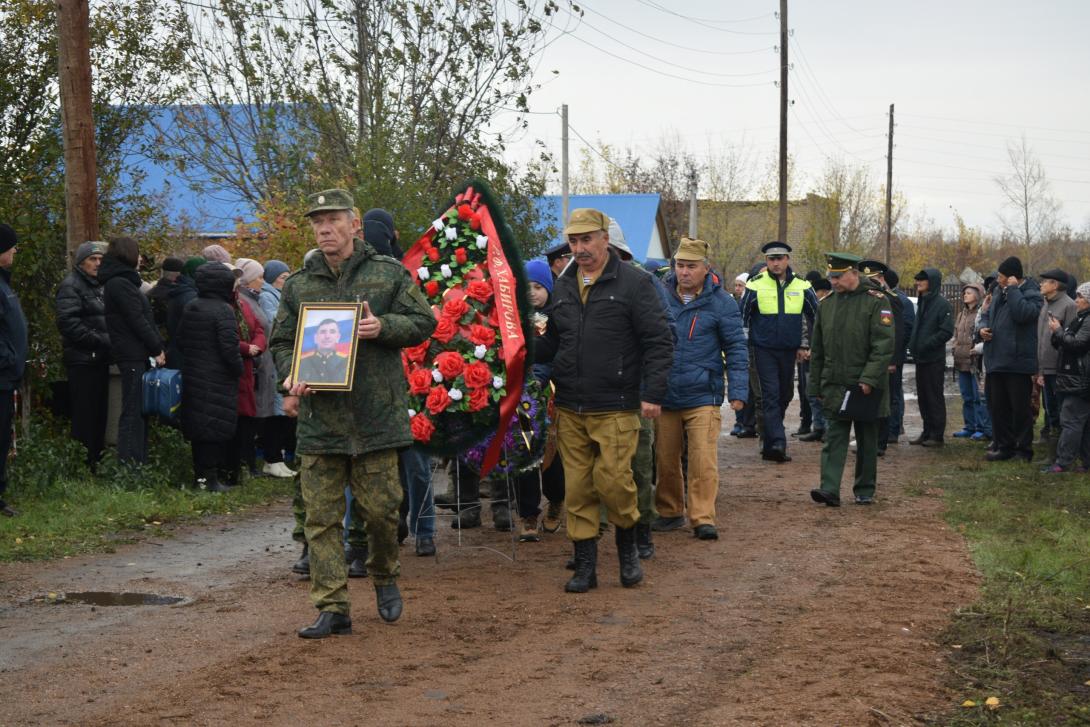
[980,256,1044,461]
[654,238,747,540]
[739,241,819,462]
[0,224,26,517]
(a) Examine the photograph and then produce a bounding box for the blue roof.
[534,194,662,263]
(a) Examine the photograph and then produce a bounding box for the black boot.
[451,506,481,529]
[198,466,231,493]
[492,503,512,532]
[292,544,310,575]
[345,543,368,578]
[375,583,403,622]
[564,539,598,593]
[297,611,351,639]
[635,523,655,559]
[220,464,240,489]
[615,526,643,587]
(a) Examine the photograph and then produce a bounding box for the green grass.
[0,415,294,561]
[920,438,1090,725]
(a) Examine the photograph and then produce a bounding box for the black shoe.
[854,495,875,505]
[0,503,18,517]
[565,556,576,571]
[764,447,791,463]
[810,489,841,507]
[921,439,944,448]
[492,504,513,532]
[693,524,719,540]
[346,544,368,578]
[877,447,887,457]
[635,523,655,559]
[415,536,436,556]
[565,540,598,592]
[397,515,409,545]
[793,424,812,436]
[451,507,481,529]
[908,434,927,446]
[615,526,643,588]
[207,479,232,493]
[985,449,1015,462]
[650,515,685,532]
[291,544,310,575]
[375,583,402,623]
[297,611,352,639]
[736,428,758,439]
[248,467,265,479]
[798,428,825,442]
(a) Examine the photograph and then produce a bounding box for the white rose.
[408,409,417,418]
[492,375,504,389]
[417,267,430,280]
[476,235,488,250]
[441,264,453,278]
[474,344,487,359]
[431,369,443,382]
[432,219,445,231]
[449,388,463,402]
[445,226,458,241]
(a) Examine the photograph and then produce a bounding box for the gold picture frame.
[288,302,363,391]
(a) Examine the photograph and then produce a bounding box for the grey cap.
[76,240,107,265]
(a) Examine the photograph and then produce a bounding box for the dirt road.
[0,403,979,726]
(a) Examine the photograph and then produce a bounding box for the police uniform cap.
[857,259,888,278]
[674,238,710,261]
[564,208,610,235]
[825,251,862,277]
[544,241,571,263]
[305,188,355,217]
[761,240,791,256]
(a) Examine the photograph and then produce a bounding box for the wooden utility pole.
[561,103,570,225]
[777,0,788,243]
[885,103,894,265]
[688,168,698,238]
[355,0,371,139]
[57,0,99,261]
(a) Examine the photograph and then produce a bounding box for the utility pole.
[561,103,570,226]
[885,103,894,265]
[56,0,99,262]
[688,168,698,239]
[355,0,370,140]
[777,0,788,243]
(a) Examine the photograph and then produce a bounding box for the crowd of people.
[0,191,1086,640]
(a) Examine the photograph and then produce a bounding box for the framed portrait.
[289,302,363,391]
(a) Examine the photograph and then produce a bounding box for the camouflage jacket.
[270,240,436,455]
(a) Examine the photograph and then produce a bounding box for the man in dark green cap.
[270,187,436,638]
[807,253,894,507]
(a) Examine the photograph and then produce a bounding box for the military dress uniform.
[858,259,905,455]
[807,253,894,506]
[297,350,349,384]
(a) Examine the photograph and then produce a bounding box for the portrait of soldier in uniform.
[290,305,362,390]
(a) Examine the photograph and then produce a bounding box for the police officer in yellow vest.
[739,242,819,462]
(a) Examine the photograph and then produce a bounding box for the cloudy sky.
[501,0,1090,235]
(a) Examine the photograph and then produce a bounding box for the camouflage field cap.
[305,188,355,217]
[564,208,610,235]
[825,251,862,278]
[674,238,710,261]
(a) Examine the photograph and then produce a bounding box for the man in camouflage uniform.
[270,188,435,639]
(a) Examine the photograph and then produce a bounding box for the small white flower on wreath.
[440,264,453,279]
[449,388,463,402]
[408,408,417,418]
[492,375,504,389]
[474,344,487,359]
[417,267,430,280]
[445,226,458,241]
[476,235,488,250]
[431,369,443,383]
[432,218,445,232]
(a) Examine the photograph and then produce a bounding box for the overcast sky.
[501,0,1090,236]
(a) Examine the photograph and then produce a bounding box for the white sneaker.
[263,462,297,478]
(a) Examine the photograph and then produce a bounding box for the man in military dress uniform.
[857,260,907,456]
[297,318,350,384]
[808,253,894,507]
[270,188,435,638]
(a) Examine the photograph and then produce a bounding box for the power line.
[634,0,778,35]
[578,1,775,56]
[899,112,1090,138]
[791,34,871,139]
[566,122,628,173]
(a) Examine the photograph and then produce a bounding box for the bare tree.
[995,134,1062,266]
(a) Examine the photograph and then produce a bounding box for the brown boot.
[518,517,541,542]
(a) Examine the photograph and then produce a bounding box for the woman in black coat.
[178,262,243,492]
[99,237,164,465]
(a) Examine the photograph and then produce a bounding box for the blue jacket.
[662,271,748,410]
[981,278,1044,375]
[740,267,818,350]
[0,268,27,389]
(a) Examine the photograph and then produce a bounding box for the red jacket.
[236,294,266,417]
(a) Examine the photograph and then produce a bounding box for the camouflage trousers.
[300,450,402,614]
[292,475,367,547]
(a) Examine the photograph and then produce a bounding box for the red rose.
[469,214,482,231]
[463,361,492,389]
[434,351,465,380]
[432,317,457,343]
[408,367,432,395]
[468,386,490,412]
[410,413,436,442]
[457,204,474,221]
[425,280,440,297]
[466,279,492,303]
[454,247,467,265]
[442,297,469,321]
[404,339,430,364]
[487,305,500,327]
[427,248,440,262]
[425,385,452,415]
[468,324,496,347]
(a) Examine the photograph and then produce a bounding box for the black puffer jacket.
[99,255,163,364]
[1052,308,1090,396]
[165,275,198,368]
[178,263,243,442]
[536,250,674,412]
[55,267,110,366]
[907,268,953,364]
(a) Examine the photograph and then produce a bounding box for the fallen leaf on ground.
[985,696,1000,709]
[961,700,977,708]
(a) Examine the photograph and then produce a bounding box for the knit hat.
[182,256,206,279]
[735,272,749,284]
[0,224,17,254]
[201,244,231,263]
[162,256,185,273]
[525,259,554,295]
[235,257,264,285]
[1078,282,1090,300]
[998,256,1023,279]
[75,241,107,265]
[263,259,289,284]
